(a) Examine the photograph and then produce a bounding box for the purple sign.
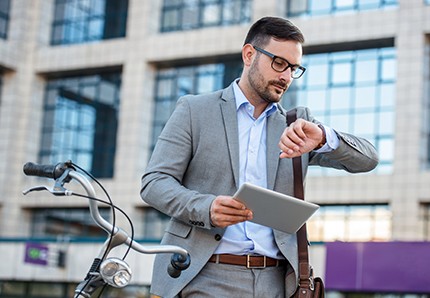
[325,241,430,293]
[24,242,49,266]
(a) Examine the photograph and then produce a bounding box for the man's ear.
[242,44,255,67]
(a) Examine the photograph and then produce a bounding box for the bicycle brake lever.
[22,185,73,196]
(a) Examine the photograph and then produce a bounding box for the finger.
[288,122,306,145]
[221,196,247,210]
[279,150,302,159]
[210,196,251,222]
[279,135,299,154]
[212,211,253,228]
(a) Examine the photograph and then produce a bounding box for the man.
[141,16,378,297]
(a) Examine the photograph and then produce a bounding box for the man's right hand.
[209,195,253,228]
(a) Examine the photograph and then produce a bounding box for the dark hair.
[243,17,305,48]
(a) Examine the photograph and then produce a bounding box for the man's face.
[247,39,303,104]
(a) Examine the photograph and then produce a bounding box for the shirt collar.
[233,80,277,117]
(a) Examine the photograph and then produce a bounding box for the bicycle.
[22,160,191,298]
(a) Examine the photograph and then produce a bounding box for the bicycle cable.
[71,192,135,298]
[71,162,135,259]
[70,163,135,298]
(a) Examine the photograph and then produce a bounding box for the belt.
[208,254,286,269]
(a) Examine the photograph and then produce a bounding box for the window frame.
[282,43,396,175]
[160,0,252,32]
[0,0,11,39]
[286,0,398,17]
[151,59,242,151]
[51,0,129,45]
[308,203,392,242]
[30,207,111,240]
[40,71,121,178]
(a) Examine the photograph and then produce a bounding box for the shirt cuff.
[314,125,339,152]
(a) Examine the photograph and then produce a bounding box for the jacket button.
[214,234,222,241]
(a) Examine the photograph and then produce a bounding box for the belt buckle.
[246,255,266,269]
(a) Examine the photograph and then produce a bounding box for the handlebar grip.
[23,162,70,179]
[167,253,191,278]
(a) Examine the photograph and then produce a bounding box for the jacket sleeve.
[140,96,215,229]
[296,106,379,173]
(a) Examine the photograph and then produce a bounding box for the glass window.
[425,41,430,169]
[160,0,252,32]
[287,0,398,17]
[40,71,121,178]
[0,281,26,295]
[31,208,111,239]
[283,47,396,176]
[152,60,242,150]
[51,0,128,45]
[308,204,391,242]
[29,283,65,297]
[0,0,10,39]
[420,203,430,240]
[143,207,171,240]
[0,281,150,298]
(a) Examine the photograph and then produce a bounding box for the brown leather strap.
[286,109,311,283]
[208,254,286,268]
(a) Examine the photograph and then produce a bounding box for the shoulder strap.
[286,109,312,288]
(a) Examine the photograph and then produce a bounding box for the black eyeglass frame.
[252,45,306,79]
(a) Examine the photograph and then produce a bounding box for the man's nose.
[279,67,294,83]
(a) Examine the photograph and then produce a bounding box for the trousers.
[179,261,286,298]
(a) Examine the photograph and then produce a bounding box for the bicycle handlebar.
[22,161,190,284]
[23,161,72,180]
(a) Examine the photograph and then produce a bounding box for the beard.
[248,60,289,104]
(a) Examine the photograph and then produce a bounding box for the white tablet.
[233,182,319,234]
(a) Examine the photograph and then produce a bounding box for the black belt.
[208,254,286,268]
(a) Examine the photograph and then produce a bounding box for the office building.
[0,0,430,296]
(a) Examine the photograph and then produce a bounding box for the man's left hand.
[279,119,325,158]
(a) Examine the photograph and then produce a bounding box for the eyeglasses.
[252,45,306,79]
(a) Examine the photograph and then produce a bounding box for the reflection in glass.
[41,72,121,178]
[0,0,11,39]
[51,0,128,45]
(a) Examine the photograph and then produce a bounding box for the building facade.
[0,0,430,297]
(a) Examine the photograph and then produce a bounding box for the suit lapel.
[220,85,240,189]
[219,84,287,191]
[266,108,287,190]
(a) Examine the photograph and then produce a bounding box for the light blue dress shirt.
[214,81,283,259]
[214,80,338,259]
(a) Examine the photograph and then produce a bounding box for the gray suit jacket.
[141,82,378,297]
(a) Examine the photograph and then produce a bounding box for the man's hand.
[279,119,326,159]
[210,195,253,228]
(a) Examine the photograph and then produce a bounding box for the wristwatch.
[314,124,326,150]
